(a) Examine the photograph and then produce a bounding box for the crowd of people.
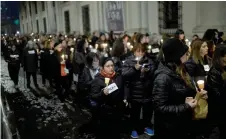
[1,29,226,139]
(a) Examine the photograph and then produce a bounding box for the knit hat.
[162,38,188,63]
[100,57,114,67]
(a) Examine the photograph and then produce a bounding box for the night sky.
[1,1,19,19]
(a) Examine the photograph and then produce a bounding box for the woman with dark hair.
[175,29,186,44]
[77,52,100,107]
[90,57,124,139]
[202,29,217,58]
[6,42,21,89]
[95,33,110,58]
[73,38,88,79]
[185,40,212,81]
[152,38,198,139]
[207,44,226,139]
[185,39,210,139]
[122,43,155,138]
[192,34,199,41]
[111,38,125,74]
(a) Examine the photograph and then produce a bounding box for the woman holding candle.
[207,44,226,139]
[54,42,70,101]
[185,39,210,138]
[152,38,197,139]
[90,57,124,139]
[122,43,155,138]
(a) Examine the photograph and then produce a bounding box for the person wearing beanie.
[152,38,199,139]
[90,57,124,139]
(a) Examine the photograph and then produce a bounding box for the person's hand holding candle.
[197,80,208,99]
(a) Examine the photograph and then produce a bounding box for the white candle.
[161,39,163,43]
[130,45,133,49]
[89,45,93,49]
[70,48,74,52]
[110,48,112,51]
[148,45,152,50]
[34,39,36,42]
[74,38,76,41]
[61,55,65,60]
[38,39,40,42]
[65,35,67,38]
[127,42,131,46]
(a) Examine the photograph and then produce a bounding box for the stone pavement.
[1,58,151,139]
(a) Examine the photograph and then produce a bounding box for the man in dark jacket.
[22,40,39,88]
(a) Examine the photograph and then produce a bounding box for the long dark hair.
[111,38,125,57]
[175,29,185,44]
[212,44,226,70]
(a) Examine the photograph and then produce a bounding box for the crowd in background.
[1,29,226,139]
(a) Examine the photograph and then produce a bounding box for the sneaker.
[144,128,154,136]
[131,130,139,138]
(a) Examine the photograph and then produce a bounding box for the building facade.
[19,1,226,38]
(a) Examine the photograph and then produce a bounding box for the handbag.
[193,92,208,120]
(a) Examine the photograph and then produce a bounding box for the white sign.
[64,68,69,74]
[203,65,210,72]
[28,50,35,54]
[107,83,118,94]
[152,48,160,53]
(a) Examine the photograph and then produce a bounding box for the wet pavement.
[1,58,151,139]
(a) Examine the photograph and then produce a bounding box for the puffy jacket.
[207,67,226,125]
[90,73,124,107]
[122,55,155,102]
[152,62,196,138]
[185,56,212,83]
[78,66,99,95]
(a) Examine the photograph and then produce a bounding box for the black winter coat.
[152,62,196,139]
[122,55,155,102]
[22,47,38,72]
[207,67,226,126]
[78,66,99,95]
[90,73,124,107]
[185,56,212,83]
[7,49,21,69]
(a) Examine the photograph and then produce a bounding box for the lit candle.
[148,45,152,50]
[74,38,76,41]
[50,35,52,37]
[61,54,65,60]
[17,40,19,43]
[5,34,7,36]
[188,41,191,46]
[161,39,163,43]
[95,44,98,49]
[70,48,74,52]
[127,42,131,46]
[185,39,189,42]
[16,31,20,34]
[34,39,36,42]
[130,45,133,49]
[65,35,67,38]
[110,48,112,51]
[89,45,93,49]
[31,33,34,36]
[38,39,40,42]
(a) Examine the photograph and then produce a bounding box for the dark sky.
[1,1,19,19]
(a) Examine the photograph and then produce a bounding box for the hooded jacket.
[152,62,196,138]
